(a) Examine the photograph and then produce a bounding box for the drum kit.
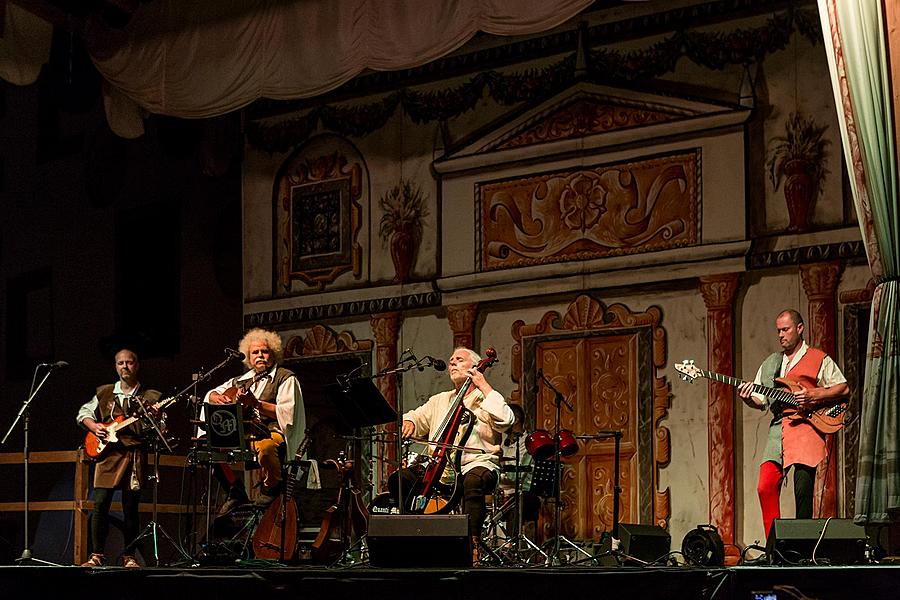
[477,425,583,565]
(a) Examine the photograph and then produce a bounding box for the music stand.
[322,377,396,564]
[573,430,637,567]
[326,377,397,430]
[495,436,545,564]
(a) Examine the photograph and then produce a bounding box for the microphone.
[533,368,543,395]
[225,348,245,360]
[426,357,447,371]
[338,362,368,387]
[40,361,69,369]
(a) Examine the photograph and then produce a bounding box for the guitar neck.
[698,369,797,406]
[285,434,312,500]
[111,396,175,431]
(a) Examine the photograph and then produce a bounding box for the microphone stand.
[372,351,420,514]
[173,352,242,561]
[538,371,591,565]
[1,365,62,565]
[126,397,195,566]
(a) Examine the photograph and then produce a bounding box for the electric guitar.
[674,360,846,434]
[83,395,177,459]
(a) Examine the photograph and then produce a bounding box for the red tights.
[757,461,783,540]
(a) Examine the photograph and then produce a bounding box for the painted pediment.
[436,81,747,170]
[495,96,679,150]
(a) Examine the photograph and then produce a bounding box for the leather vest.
[96,384,161,447]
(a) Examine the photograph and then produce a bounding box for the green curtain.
[818,0,900,524]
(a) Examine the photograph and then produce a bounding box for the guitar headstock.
[674,360,702,382]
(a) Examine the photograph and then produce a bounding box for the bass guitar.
[674,360,846,434]
[252,430,312,561]
[83,395,177,459]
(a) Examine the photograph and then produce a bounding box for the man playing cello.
[400,347,515,549]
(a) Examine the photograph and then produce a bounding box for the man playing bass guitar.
[401,347,515,546]
[737,309,848,540]
[77,347,161,568]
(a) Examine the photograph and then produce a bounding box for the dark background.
[0,36,245,562]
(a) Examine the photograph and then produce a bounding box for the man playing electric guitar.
[77,347,161,567]
[737,309,849,541]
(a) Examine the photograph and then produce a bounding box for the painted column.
[447,303,479,351]
[371,311,401,489]
[800,261,842,517]
[699,273,741,565]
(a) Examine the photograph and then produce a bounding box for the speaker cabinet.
[367,515,470,567]
[596,523,671,565]
[766,518,867,565]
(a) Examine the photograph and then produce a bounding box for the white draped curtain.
[1,0,593,137]
[818,0,900,524]
[0,3,52,86]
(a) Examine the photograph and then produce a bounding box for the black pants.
[90,487,141,555]
[793,463,816,519]
[463,467,497,539]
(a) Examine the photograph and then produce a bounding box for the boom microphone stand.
[1,363,65,566]
[372,350,419,513]
[538,370,591,565]
[126,397,195,566]
[175,350,244,559]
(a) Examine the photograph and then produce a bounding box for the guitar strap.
[759,353,784,422]
[96,384,145,446]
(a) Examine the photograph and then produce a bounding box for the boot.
[253,481,283,510]
[217,484,250,516]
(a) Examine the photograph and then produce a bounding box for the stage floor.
[5,563,900,600]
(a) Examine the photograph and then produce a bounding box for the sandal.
[122,555,140,568]
[80,553,105,567]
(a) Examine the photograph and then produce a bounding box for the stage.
[6,563,900,600]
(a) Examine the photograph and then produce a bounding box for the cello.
[407,347,497,514]
[252,431,312,561]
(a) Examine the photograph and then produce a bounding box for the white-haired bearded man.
[206,328,306,511]
[400,347,515,549]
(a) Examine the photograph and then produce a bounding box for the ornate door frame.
[509,294,672,535]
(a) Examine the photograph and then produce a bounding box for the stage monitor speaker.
[766,518,867,565]
[367,515,470,567]
[596,523,671,565]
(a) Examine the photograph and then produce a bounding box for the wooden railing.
[0,450,205,564]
